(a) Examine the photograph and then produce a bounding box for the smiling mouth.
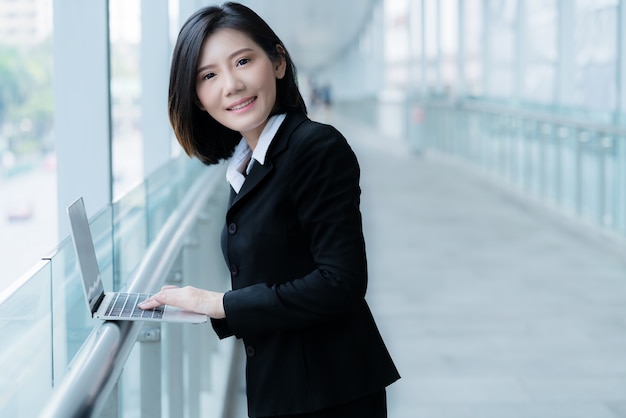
[228,97,256,111]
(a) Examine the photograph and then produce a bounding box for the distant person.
[139,3,399,417]
[321,85,332,108]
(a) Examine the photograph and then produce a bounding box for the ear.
[274,44,287,80]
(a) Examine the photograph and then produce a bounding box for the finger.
[161,285,179,291]
[138,297,163,310]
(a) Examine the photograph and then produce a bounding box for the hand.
[138,285,226,319]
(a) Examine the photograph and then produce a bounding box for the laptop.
[67,197,208,323]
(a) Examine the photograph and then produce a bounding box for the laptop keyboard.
[104,293,164,319]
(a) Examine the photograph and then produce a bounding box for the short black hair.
[168,2,307,165]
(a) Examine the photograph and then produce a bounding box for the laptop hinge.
[93,292,106,316]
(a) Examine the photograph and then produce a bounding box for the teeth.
[230,98,254,110]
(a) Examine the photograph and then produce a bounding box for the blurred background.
[2,0,624,290]
[3,1,626,417]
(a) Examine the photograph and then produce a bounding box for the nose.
[222,69,243,96]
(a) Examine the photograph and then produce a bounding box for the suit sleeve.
[221,124,368,339]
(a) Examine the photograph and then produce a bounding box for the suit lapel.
[230,159,272,208]
[228,112,308,211]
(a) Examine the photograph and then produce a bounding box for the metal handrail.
[40,163,224,418]
[425,99,626,137]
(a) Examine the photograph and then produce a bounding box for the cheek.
[261,77,277,100]
[196,86,218,111]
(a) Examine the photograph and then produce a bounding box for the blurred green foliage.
[0,37,54,157]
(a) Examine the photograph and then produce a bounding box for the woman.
[139,3,400,417]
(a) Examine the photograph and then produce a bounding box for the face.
[195,28,286,144]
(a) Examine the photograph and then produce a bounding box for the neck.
[240,115,272,151]
[243,136,258,151]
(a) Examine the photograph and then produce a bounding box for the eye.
[202,72,216,80]
[237,58,250,66]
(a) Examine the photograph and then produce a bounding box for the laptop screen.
[67,197,105,314]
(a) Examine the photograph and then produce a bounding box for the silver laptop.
[67,197,207,323]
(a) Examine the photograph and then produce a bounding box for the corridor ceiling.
[238,0,379,73]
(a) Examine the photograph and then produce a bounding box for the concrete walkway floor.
[227,110,626,418]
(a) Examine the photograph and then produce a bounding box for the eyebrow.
[196,47,256,74]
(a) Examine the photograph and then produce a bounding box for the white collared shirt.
[226,113,287,193]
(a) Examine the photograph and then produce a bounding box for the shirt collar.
[251,113,286,166]
[226,113,286,192]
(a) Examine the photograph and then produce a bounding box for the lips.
[227,97,256,111]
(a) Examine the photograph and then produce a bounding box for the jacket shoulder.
[287,117,351,157]
[291,117,343,141]
[270,112,350,161]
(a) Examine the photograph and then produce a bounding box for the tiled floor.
[226,111,626,418]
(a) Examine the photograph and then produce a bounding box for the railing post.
[620,137,626,235]
[164,322,184,417]
[139,325,162,417]
[99,383,119,418]
[576,131,588,217]
[599,135,612,226]
[538,122,554,200]
[164,263,185,417]
[555,126,567,206]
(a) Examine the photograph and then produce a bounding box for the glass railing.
[0,154,234,417]
[0,260,52,417]
[408,100,626,239]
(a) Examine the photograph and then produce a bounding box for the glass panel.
[114,184,148,289]
[91,206,115,290]
[0,262,53,417]
[146,159,179,238]
[112,156,206,290]
[50,236,96,374]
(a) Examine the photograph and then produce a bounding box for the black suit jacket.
[211,111,400,417]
